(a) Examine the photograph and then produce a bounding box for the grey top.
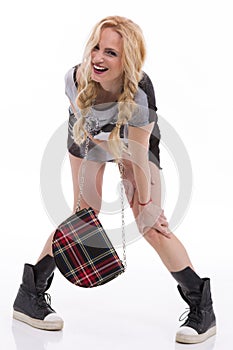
[65,66,160,163]
[65,67,150,127]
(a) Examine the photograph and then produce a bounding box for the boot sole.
[176,325,216,344]
[13,310,64,331]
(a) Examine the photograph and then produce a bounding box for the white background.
[0,0,233,349]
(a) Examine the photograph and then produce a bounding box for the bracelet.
[138,198,152,206]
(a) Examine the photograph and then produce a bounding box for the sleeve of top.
[128,71,158,127]
[64,67,78,111]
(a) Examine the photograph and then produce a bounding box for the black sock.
[33,255,55,281]
[171,266,204,292]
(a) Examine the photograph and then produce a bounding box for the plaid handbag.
[52,207,125,287]
[52,133,126,288]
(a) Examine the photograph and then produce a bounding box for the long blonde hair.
[73,16,146,160]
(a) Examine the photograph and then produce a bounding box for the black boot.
[171,267,216,344]
[13,255,63,331]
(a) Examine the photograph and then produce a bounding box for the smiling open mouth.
[93,65,108,73]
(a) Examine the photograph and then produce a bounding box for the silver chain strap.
[75,133,90,213]
[119,161,127,269]
[75,120,127,269]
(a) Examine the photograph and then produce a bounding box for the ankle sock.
[33,255,55,281]
[171,266,204,292]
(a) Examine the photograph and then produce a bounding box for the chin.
[91,73,101,83]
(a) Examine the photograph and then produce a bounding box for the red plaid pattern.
[52,207,125,287]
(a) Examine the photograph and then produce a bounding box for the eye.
[106,50,117,57]
[93,44,99,51]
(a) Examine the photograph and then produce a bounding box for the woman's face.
[91,27,123,91]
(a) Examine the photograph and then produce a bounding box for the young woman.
[13,16,216,344]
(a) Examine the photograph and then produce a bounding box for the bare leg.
[122,159,193,272]
[121,159,216,344]
[13,154,106,330]
[37,154,106,263]
[37,232,55,262]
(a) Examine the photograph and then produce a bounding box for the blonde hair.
[73,15,146,160]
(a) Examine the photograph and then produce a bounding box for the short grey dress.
[65,65,161,168]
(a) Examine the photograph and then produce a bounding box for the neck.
[96,82,123,104]
[101,76,123,94]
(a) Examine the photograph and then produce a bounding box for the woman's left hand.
[136,203,172,239]
[153,209,172,238]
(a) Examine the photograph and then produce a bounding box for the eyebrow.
[94,44,121,55]
[104,47,120,53]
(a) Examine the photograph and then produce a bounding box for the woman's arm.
[127,123,171,238]
[127,122,154,203]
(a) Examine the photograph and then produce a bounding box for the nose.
[92,50,104,64]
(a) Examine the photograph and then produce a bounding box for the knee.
[143,228,166,247]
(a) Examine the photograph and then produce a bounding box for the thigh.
[121,159,161,218]
[149,161,161,207]
[120,158,136,206]
[69,153,106,214]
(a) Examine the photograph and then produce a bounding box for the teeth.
[94,65,107,71]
